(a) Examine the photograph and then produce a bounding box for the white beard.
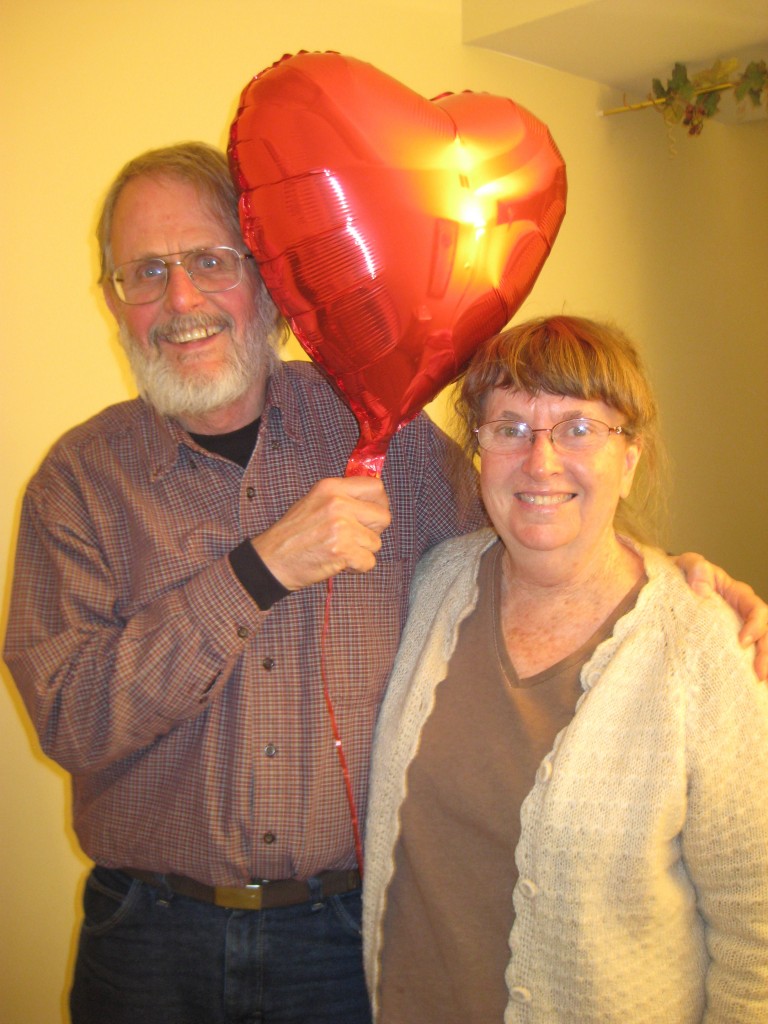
[119,306,279,421]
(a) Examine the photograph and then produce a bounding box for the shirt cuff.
[229,540,291,610]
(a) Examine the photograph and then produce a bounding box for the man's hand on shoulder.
[675,552,768,680]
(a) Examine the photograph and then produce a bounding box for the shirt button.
[262,656,275,670]
[518,879,539,899]
[510,986,532,1004]
[263,832,277,844]
[246,486,256,499]
[237,626,250,640]
[536,759,553,783]
[264,743,278,758]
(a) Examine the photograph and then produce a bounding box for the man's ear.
[103,282,120,320]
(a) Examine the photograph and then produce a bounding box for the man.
[4,142,766,1024]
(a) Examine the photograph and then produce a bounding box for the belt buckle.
[214,880,265,910]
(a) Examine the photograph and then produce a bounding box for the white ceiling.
[463,0,768,98]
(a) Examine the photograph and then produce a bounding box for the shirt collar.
[262,361,305,446]
[141,402,185,480]
[141,361,303,480]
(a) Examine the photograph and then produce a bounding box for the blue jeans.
[70,867,372,1024]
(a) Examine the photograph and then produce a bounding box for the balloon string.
[321,575,365,878]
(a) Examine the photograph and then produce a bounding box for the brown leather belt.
[122,868,361,911]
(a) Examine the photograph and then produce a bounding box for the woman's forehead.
[484,387,617,420]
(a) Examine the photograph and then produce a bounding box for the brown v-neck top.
[378,541,643,1023]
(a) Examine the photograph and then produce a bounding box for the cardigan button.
[510,986,532,1004]
[518,879,539,899]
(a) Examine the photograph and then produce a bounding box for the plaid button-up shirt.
[5,361,482,885]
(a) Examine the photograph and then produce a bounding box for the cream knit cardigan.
[363,529,768,1023]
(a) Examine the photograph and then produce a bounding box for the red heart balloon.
[229,52,567,475]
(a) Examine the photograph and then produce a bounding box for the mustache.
[148,312,234,345]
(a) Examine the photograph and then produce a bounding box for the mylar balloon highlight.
[229,51,567,475]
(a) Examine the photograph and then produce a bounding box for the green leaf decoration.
[735,60,768,105]
[647,57,766,136]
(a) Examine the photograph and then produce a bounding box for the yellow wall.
[1,2,766,1020]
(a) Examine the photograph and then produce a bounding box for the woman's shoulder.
[396,529,497,635]
[413,528,496,587]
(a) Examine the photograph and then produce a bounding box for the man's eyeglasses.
[474,417,631,455]
[110,246,254,305]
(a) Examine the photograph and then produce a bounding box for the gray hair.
[97,141,244,282]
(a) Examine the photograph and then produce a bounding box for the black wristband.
[229,540,291,610]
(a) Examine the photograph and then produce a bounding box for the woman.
[363,316,768,1023]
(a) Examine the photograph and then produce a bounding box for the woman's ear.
[619,437,643,499]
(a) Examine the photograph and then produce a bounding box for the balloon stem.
[344,452,386,478]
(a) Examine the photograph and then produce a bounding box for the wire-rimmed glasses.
[474,417,631,455]
[110,246,254,305]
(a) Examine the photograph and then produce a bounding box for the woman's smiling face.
[478,388,642,563]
